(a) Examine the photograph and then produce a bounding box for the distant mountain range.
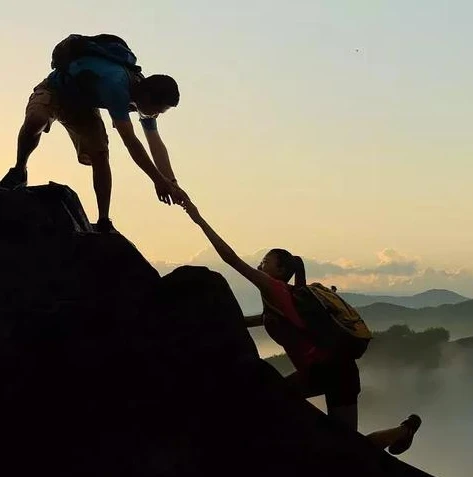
[454,336,473,348]
[357,299,473,337]
[250,290,473,357]
[341,289,469,309]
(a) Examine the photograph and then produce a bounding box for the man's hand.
[154,176,174,205]
[155,178,191,206]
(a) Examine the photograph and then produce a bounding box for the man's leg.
[16,113,51,171]
[0,120,43,189]
[61,108,111,227]
[0,81,55,189]
[91,151,112,221]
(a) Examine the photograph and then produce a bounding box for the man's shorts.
[286,359,361,408]
[25,79,109,166]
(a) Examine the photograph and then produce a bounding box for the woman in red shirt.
[182,201,421,455]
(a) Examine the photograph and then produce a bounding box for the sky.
[2,0,473,294]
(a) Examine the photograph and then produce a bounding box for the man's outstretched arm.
[143,127,178,182]
[142,126,189,204]
[114,119,174,204]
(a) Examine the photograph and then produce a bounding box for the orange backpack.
[289,283,372,359]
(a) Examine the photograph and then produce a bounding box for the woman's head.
[258,248,306,285]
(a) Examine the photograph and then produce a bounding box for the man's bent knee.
[22,113,52,136]
[80,151,109,167]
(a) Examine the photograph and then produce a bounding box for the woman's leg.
[366,414,422,454]
[287,362,421,455]
[285,367,328,397]
[324,359,361,431]
[326,404,358,431]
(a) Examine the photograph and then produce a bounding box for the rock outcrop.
[0,183,435,476]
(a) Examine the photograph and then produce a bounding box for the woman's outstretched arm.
[181,200,274,296]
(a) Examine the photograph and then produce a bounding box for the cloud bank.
[152,247,473,313]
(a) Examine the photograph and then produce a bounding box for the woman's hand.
[169,182,190,206]
[181,198,202,223]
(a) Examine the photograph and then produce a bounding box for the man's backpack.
[51,34,142,73]
[291,283,372,359]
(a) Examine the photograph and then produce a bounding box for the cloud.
[373,248,419,275]
[377,248,407,264]
[293,248,419,280]
[187,247,222,265]
[151,247,472,313]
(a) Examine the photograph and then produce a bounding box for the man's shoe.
[94,218,118,234]
[388,414,422,455]
[0,167,27,190]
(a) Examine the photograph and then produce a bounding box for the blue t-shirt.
[47,56,157,130]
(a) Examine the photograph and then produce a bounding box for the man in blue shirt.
[0,50,187,232]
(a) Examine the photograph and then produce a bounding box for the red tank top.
[262,276,331,371]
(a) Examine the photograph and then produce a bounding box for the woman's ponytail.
[292,255,306,287]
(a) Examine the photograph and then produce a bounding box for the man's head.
[133,74,180,118]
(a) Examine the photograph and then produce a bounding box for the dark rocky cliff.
[0,183,434,476]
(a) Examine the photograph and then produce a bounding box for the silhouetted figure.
[0,34,188,232]
[181,199,422,456]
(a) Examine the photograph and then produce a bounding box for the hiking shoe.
[388,414,422,455]
[0,167,27,190]
[94,218,117,234]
